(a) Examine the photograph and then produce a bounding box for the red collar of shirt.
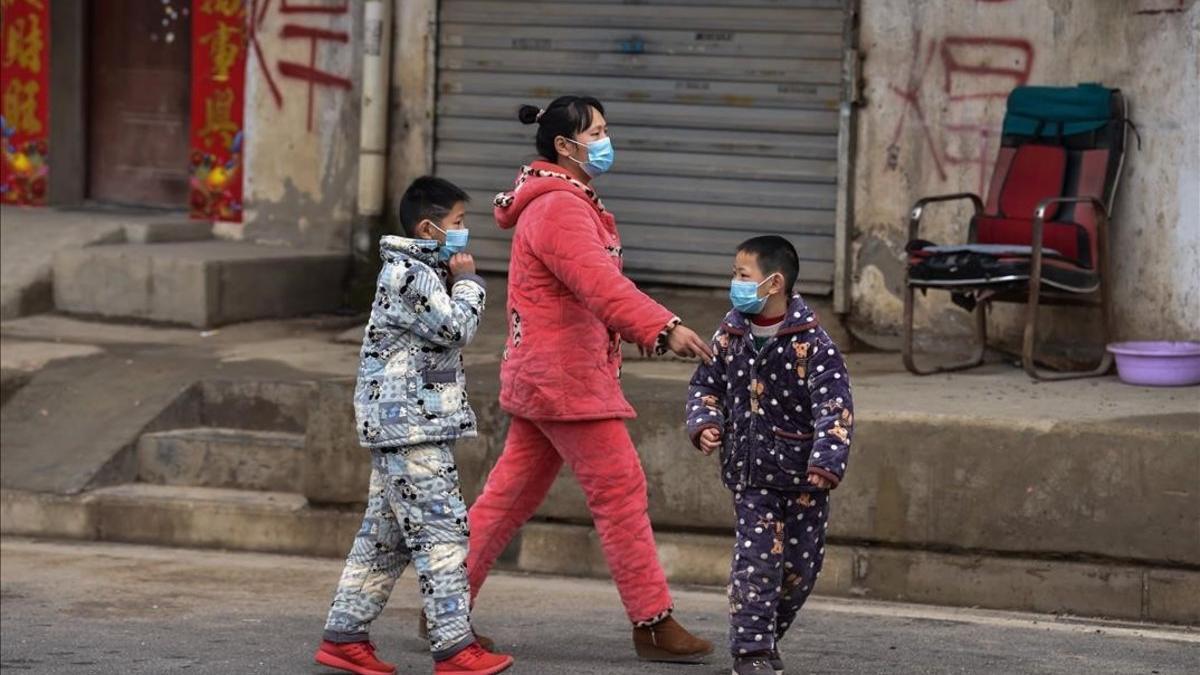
[750,313,786,327]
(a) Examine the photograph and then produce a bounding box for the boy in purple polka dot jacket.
[684,236,853,674]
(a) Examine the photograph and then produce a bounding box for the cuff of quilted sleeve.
[689,423,721,450]
[653,317,682,355]
[806,466,841,488]
[452,273,487,291]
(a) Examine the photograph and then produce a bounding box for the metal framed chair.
[903,84,1131,380]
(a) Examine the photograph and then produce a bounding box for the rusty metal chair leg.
[969,299,988,365]
[903,282,989,376]
[1022,206,1115,381]
[1020,296,1113,381]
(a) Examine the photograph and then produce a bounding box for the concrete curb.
[4,488,1195,625]
[515,521,1200,626]
[1,487,360,559]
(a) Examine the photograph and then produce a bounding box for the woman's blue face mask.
[566,136,614,177]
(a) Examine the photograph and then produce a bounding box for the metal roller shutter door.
[435,0,848,293]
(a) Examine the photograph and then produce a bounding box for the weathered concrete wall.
[229,1,364,251]
[385,0,438,232]
[851,0,1200,352]
[229,0,438,251]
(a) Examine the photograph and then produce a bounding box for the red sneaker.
[433,642,514,674]
[314,640,397,675]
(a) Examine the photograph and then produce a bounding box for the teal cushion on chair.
[1002,83,1115,138]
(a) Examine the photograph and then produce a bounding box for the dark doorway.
[87,0,191,207]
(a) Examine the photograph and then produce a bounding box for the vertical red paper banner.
[0,0,51,206]
[189,0,247,221]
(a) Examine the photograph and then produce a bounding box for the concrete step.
[309,364,1200,569]
[89,484,361,557]
[3,487,1196,624]
[181,379,316,434]
[52,241,349,328]
[137,427,305,492]
[123,220,213,244]
[0,341,322,496]
[1,485,360,558]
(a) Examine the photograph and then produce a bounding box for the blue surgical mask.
[729,274,778,315]
[567,136,614,177]
[429,221,470,259]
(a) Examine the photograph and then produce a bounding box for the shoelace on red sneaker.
[343,642,380,661]
[457,644,489,664]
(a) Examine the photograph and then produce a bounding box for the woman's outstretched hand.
[666,324,714,364]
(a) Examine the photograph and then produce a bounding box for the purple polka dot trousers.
[727,488,829,657]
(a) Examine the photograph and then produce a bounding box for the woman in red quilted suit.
[465,96,716,663]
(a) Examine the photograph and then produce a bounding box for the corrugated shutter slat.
[436,0,846,293]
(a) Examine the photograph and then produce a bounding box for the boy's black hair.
[397,176,469,237]
[517,95,606,161]
[737,235,799,293]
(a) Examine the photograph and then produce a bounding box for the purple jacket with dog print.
[685,294,854,492]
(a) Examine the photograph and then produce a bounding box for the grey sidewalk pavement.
[1,538,1197,675]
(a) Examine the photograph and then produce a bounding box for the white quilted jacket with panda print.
[353,235,487,448]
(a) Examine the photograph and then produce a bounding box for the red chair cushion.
[998,145,1067,220]
[975,216,1085,264]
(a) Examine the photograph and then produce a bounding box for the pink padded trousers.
[466,416,673,624]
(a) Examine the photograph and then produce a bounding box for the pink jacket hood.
[493,160,609,231]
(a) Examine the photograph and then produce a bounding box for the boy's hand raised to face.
[698,427,721,455]
[666,324,715,364]
[449,253,476,278]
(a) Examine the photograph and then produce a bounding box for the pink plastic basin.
[1107,341,1200,387]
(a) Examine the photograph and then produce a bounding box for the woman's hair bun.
[517,104,541,125]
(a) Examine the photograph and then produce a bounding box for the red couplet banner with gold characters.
[189,0,247,221]
[1,0,51,206]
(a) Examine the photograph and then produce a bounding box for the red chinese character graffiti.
[888,33,1034,195]
[248,0,351,132]
[279,0,348,13]
[939,37,1033,101]
[277,24,351,131]
[1134,0,1186,15]
[887,31,944,179]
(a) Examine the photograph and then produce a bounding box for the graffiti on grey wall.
[1133,0,1187,15]
[248,0,352,132]
[886,31,1034,195]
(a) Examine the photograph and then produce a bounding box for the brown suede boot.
[418,611,495,652]
[632,615,714,663]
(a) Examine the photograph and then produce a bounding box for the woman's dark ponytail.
[516,95,605,161]
[517,105,541,125]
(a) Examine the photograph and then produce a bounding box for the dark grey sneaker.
[769,649,785,675]
[732,654,776,675]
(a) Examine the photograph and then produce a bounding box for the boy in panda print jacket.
[316,177,513,675]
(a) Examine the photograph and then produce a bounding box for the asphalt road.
[1,539,1196,674]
